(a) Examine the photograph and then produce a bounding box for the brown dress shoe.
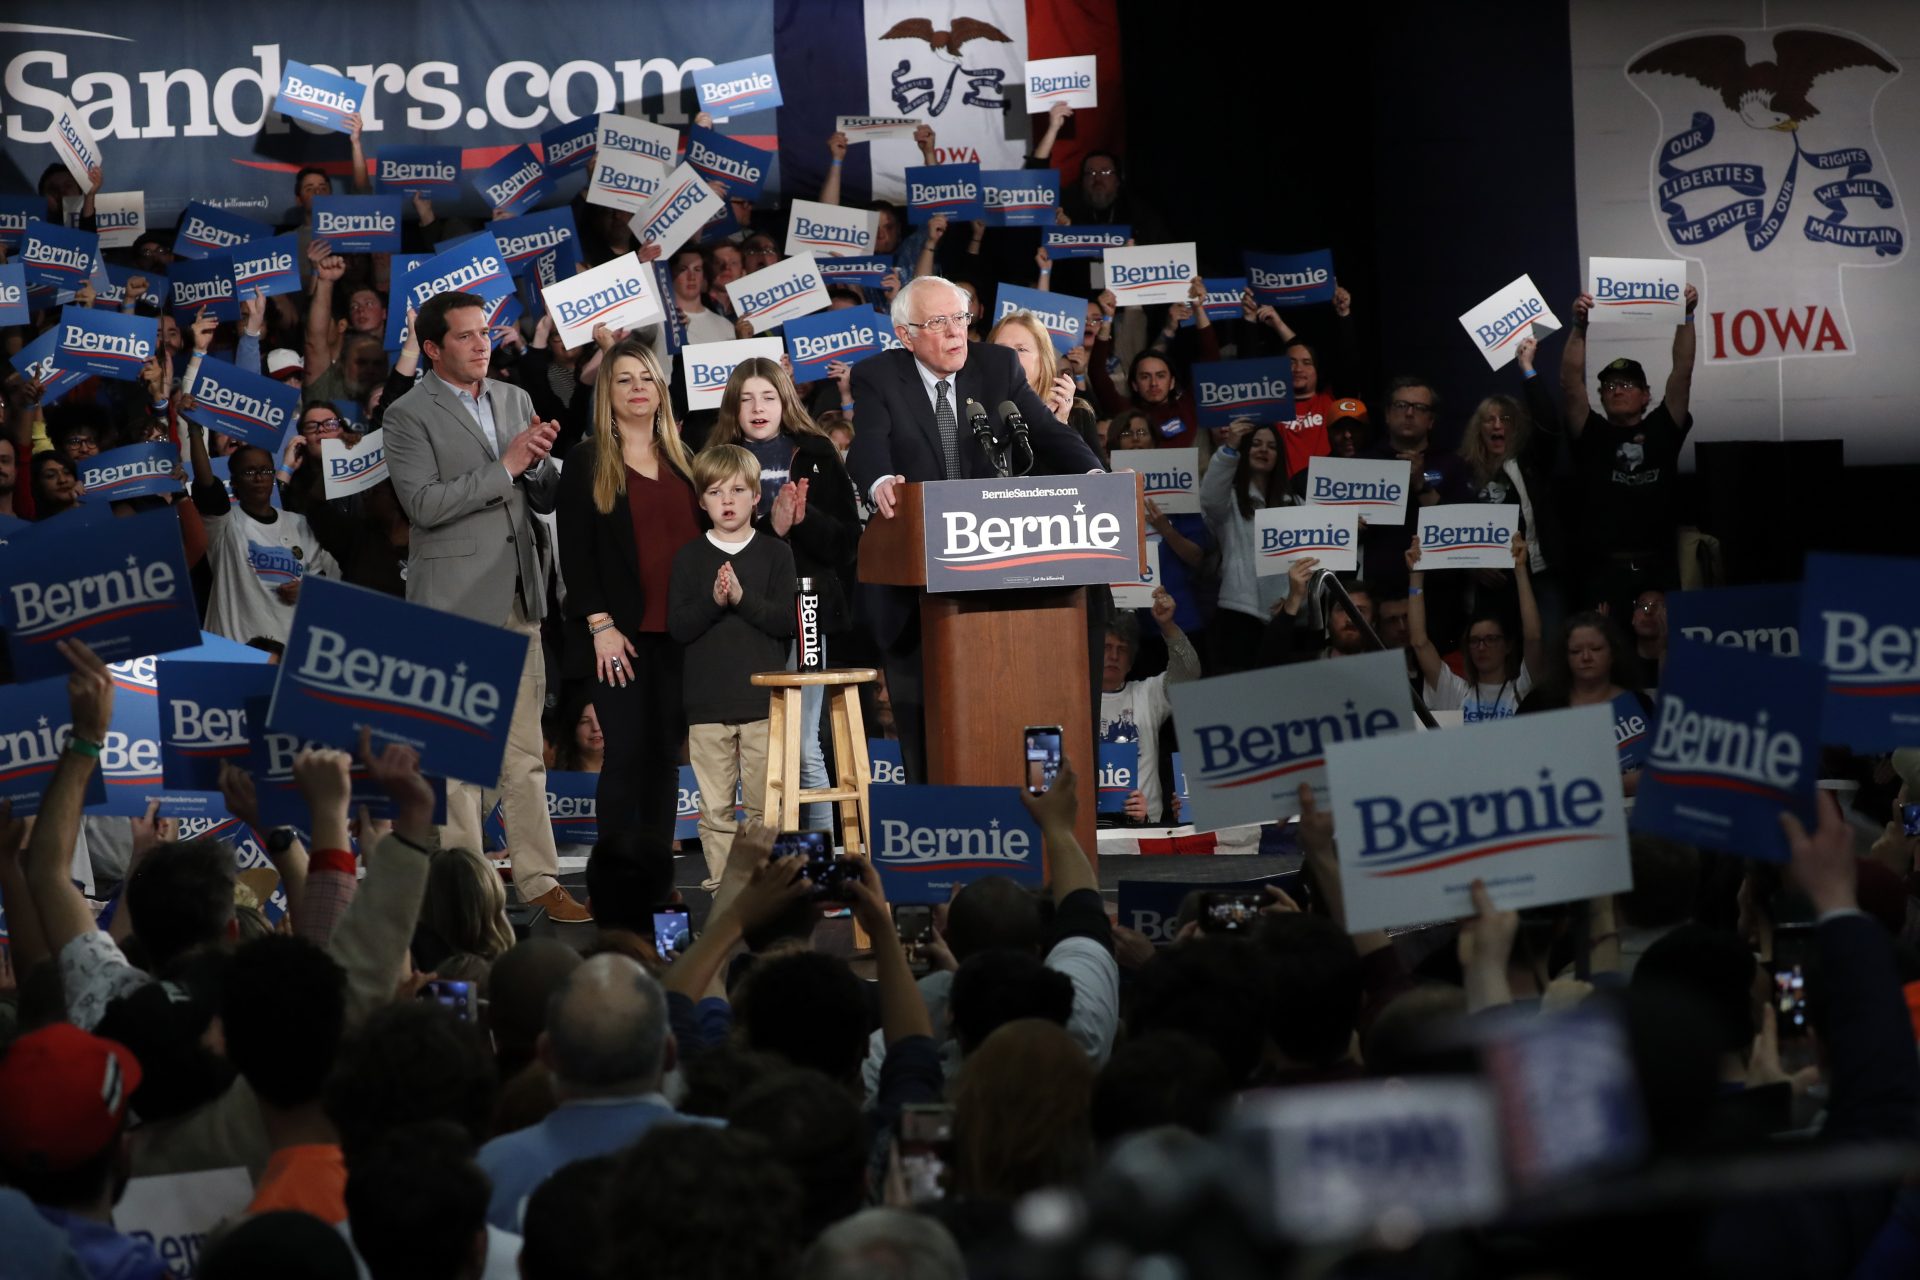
[530,885,592,923]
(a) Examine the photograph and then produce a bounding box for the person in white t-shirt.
[1101,587,1200,823]
[189,426,340,644]
[1405,535,1542,723]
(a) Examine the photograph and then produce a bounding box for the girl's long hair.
[589,339,694,515]
[706,357,830,448]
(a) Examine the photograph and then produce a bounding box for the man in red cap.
[0,1024,169,1280]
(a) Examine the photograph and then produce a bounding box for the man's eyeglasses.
[234,466,276,479]
[1599,379,1641,393]
[1084,166,1117,178]
[1467,635,1506,648]
[305,417,345,432]
[1387,399,1435,416]
[905,312,975,334]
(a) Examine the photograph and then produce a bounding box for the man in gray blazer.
[383,289,590,921]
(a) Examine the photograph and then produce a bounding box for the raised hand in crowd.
[828,131,848,162]
[122,275,148,310]
[1457,879,1520,1013]
[1516,335,1538,374]
[356,727,437,847]
[189,305,218,354]
[411,191,435,226]
[913,123,937,165]
[827,359,853,405]
[1277,555,1320,617]
[240,284,266,338]
[292,746,354,855]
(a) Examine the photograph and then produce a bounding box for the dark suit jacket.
[844,344,1103,646]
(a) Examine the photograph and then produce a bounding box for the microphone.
[997,400,1036,477]
[965,397,1008,477]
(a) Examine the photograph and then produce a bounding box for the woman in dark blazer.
[556,337,700,844]
[705,357,863,828]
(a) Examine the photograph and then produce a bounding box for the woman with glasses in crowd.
[557,338,700,843]
[1405,536,1544,723]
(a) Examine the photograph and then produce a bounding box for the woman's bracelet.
[589,620,616,635]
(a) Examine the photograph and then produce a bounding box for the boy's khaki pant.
[687,719,769,890]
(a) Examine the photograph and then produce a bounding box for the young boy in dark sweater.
[669,443,797,890]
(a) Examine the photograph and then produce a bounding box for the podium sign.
[921,473,1141,593]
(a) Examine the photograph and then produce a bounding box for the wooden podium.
[858,476,1147,864]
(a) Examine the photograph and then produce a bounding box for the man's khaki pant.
[442,600,558,900]
[687,719,769,890]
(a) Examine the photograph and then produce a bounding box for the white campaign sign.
[1102,242,1198,307]
[1169,650,1414,831]
[861,0,1030,202]
[1253,506,1360,575]
[635,164,725,259]
[114,1166,254,1277]
[1304,456,1411,525]
[1586,255,1688,326]
[1415,506,1517,571]
[1325,705,1632,932]
[836,115,921,142]
[1109,536,1162,610]
[727,252,831,333]
[681,336,784,411]
[1458,274,1561,370]
[586,149,667,214]
[321,429,387,500]
[1024,55,1099,110]
[541,252,665,351]
[596,113,681,171]
[1574,6,1914,463]
[1111,447,1198,516]
[786,199,881,258]
[68,191,145,249]
[49,93,103,191]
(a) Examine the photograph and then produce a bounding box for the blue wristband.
[1521,368,1537,380]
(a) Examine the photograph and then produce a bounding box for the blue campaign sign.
[870,785,1044,905]
[184,358,299,450]
[470,145,554,216]
[175,815,288,923]
[312,196,402,254]
[1116,871,1300,943]
[56,309,159,381]
[398,234,518,329]
[1632,640,1821,863]
[816,256,891,290]
[244,695,448,832]
[100,265,170,311]
[169,254,239,322]
[0,197,37,250]
[869,738,906,785]
[174,203,273,262]
[492,207,582,280]
[694,53,783,117]
[0,262,27,325]
[0,676,107,816]
[1192,357,1295,428]
[1245,249,1337,307]
[1801,552,1920,751]
[97,636,265,818]
[273,60,367,133]
[540,115,598,175]
[1612,691,1652,771]
[20,220,99,294]
[229,233,303,299]
[992,283,1084,356]
[1182,277,1250,327]
[905,164,984,224]
[547,771,600,846]
[1043,224,1130,261]
[1171,750,1189,818]
[980,168,1059,228]
[1667,583,1801,660]
[269,577,525,785]
[383,254,432,350]
[159,658,278,791]
[80,443,179,502]
[1096,741,1138,815]
[783,306,885,377]
[8,327,89,405]
[685,126,770,200]
[376,145,463,195]
[0,507,199,681]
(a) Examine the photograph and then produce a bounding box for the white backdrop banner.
[862,0,1029,203]
[1571,1,1916,463]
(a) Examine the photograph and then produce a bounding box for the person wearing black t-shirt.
[1559,285,1698,614]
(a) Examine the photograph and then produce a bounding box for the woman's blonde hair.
[589,338,696,515]
[423,846,515,960]
[986,311,1060,397]
[690,442,761,494]
[707,358,829,448]
[1457,394,1532,489]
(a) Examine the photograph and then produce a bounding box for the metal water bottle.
[796,577,825,671]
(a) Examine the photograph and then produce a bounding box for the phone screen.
[896,1104,954,1203]
[419,979,475,1023]
[1902,802,1920,837]
[652,907,691,962]
[1772,962,1810,1038]
[894,904,934,976]
[1199,891,1265,933]
[775,830,847,900]
[1024,726,1062,795]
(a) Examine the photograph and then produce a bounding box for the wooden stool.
[751,668,879,854]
